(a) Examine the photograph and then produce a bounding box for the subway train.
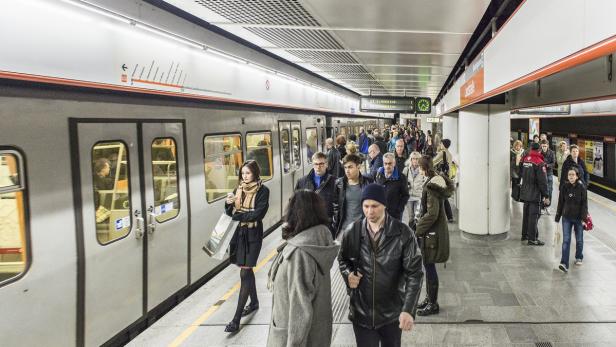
[0,85,390,347]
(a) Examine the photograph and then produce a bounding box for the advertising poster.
[529,118,540,140]
[579,140,604,177]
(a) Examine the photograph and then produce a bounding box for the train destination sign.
[360,96,415,113]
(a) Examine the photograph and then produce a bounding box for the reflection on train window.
[291,124,301,169]
[281,129,290,173]
[305,128,318,163]
[246,132,273,181]
[204,134,243,203]
[0,151,28,284]
[151,138,180,223]
[92,142,132,244]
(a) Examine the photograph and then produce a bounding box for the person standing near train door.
[224,160,270,333]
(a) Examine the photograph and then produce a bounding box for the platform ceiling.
[164,0,490,98]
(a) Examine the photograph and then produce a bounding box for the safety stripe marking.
[167,247,278,347]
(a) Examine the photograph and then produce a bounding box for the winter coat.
[541,149,556,179]
[374,167,410,220]
[388,136,399,152]
[518,150,548,203]
[295,170,337,221]
[415,174,454,264]
[433,148,452,175]
[338,217,424,328]
[555,180,588,222]
[326,147,341,178]
[267,225,339,347]
[556,150,568,182]
[374,137,388,156]
[368,153,383,179]
[394,152,408,175]
[332,174,374,235]
[510,149,524,180]
[403,164,426,200]
[559,155,589,190]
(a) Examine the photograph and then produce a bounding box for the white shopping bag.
[203,213,239,260]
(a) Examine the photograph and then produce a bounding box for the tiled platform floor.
[129,183,616,346]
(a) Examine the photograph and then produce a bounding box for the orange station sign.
[460,53,485,105]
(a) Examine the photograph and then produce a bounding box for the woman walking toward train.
[266,190,339,347]
[224,160,270,333]
[555,167,588,273]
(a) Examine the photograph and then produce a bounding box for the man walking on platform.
[519,142,549,245]
[540,139,555,214]
[325,138,341,178]
[367,144,383,179]
[374,153,409,220]
[338,184,424,347]
[332,153,373,237]
[295,152,337,234]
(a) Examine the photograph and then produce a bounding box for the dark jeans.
[561,217,584,268]
[522,201,540,241]
[352,322,401,347]
[424,262,438,284]
[546,175,554,205]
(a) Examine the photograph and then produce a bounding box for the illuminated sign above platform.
[360,96,415,113]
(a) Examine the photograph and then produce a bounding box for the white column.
[458,104,510,235]
[442,113,458,155]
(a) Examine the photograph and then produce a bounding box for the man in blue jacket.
[367,144,383,179]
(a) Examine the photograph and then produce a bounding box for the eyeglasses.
[313,162,326,167]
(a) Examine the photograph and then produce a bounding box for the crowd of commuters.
[510,134,590,274]
[222,124,456,347]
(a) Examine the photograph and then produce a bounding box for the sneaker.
[575,259,583,266]
[521,237,528,242]
[448,218,454,223]
[558,263,568,273]
[527,240,545,246]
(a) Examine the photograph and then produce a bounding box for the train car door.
[278,121,302,211]
[141,122,188,310]
[75,122,144,347]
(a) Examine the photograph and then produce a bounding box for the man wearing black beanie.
[338,183,424,347]
[519,142,549,245]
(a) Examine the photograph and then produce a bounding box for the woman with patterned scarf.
[223,160,270,333]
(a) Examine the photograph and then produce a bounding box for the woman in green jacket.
[415,156,455,316]
[555,141,569,182]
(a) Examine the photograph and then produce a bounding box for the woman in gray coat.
[266,190,340,347]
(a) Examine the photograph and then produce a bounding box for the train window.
[246,132,273,181]
[281,129,291,173]
[151,138,180,223]
[291,124,301,169]
[0,151,28,284]
[92,142,132,245]
[204,134,243,203]
[305,128,318,163]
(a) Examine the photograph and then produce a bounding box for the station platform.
[129,184,616,347]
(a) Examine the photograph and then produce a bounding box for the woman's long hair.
[238,160,261,183]
[419,155,436,178]
[282,190,329,240]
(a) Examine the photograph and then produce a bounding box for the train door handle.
[134,209,144,240]
[147,205,157,235]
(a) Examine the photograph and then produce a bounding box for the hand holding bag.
[202,213,239,260]
[583,213,593,231]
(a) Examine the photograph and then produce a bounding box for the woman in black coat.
[555,166,588,273]
[223,160,270,332]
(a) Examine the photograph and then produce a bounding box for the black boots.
[417,283,440,316]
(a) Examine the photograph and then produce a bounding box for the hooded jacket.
[415,174,455,264]
[368,153,383,179]
[338,216,424,329]
[403,163,426,200]
[518,150,548,203]
[375,167,410,220]
[326,147,341,178]
[559,155,589,190]
[555,180,588,222]
[267,225,340,347]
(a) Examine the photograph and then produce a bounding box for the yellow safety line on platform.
[167,248,279,347]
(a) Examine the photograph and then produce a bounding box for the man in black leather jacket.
[295,152,337,235]
[338,183,424,347]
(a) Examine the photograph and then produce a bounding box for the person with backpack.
[338,184,424,347]
[519,142,549,245]
[555,167,588,273]
[414,156,455,316]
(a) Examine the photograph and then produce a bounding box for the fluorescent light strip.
[266,48,461,56]
[62,0,132,24]
[209,23,473,36]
